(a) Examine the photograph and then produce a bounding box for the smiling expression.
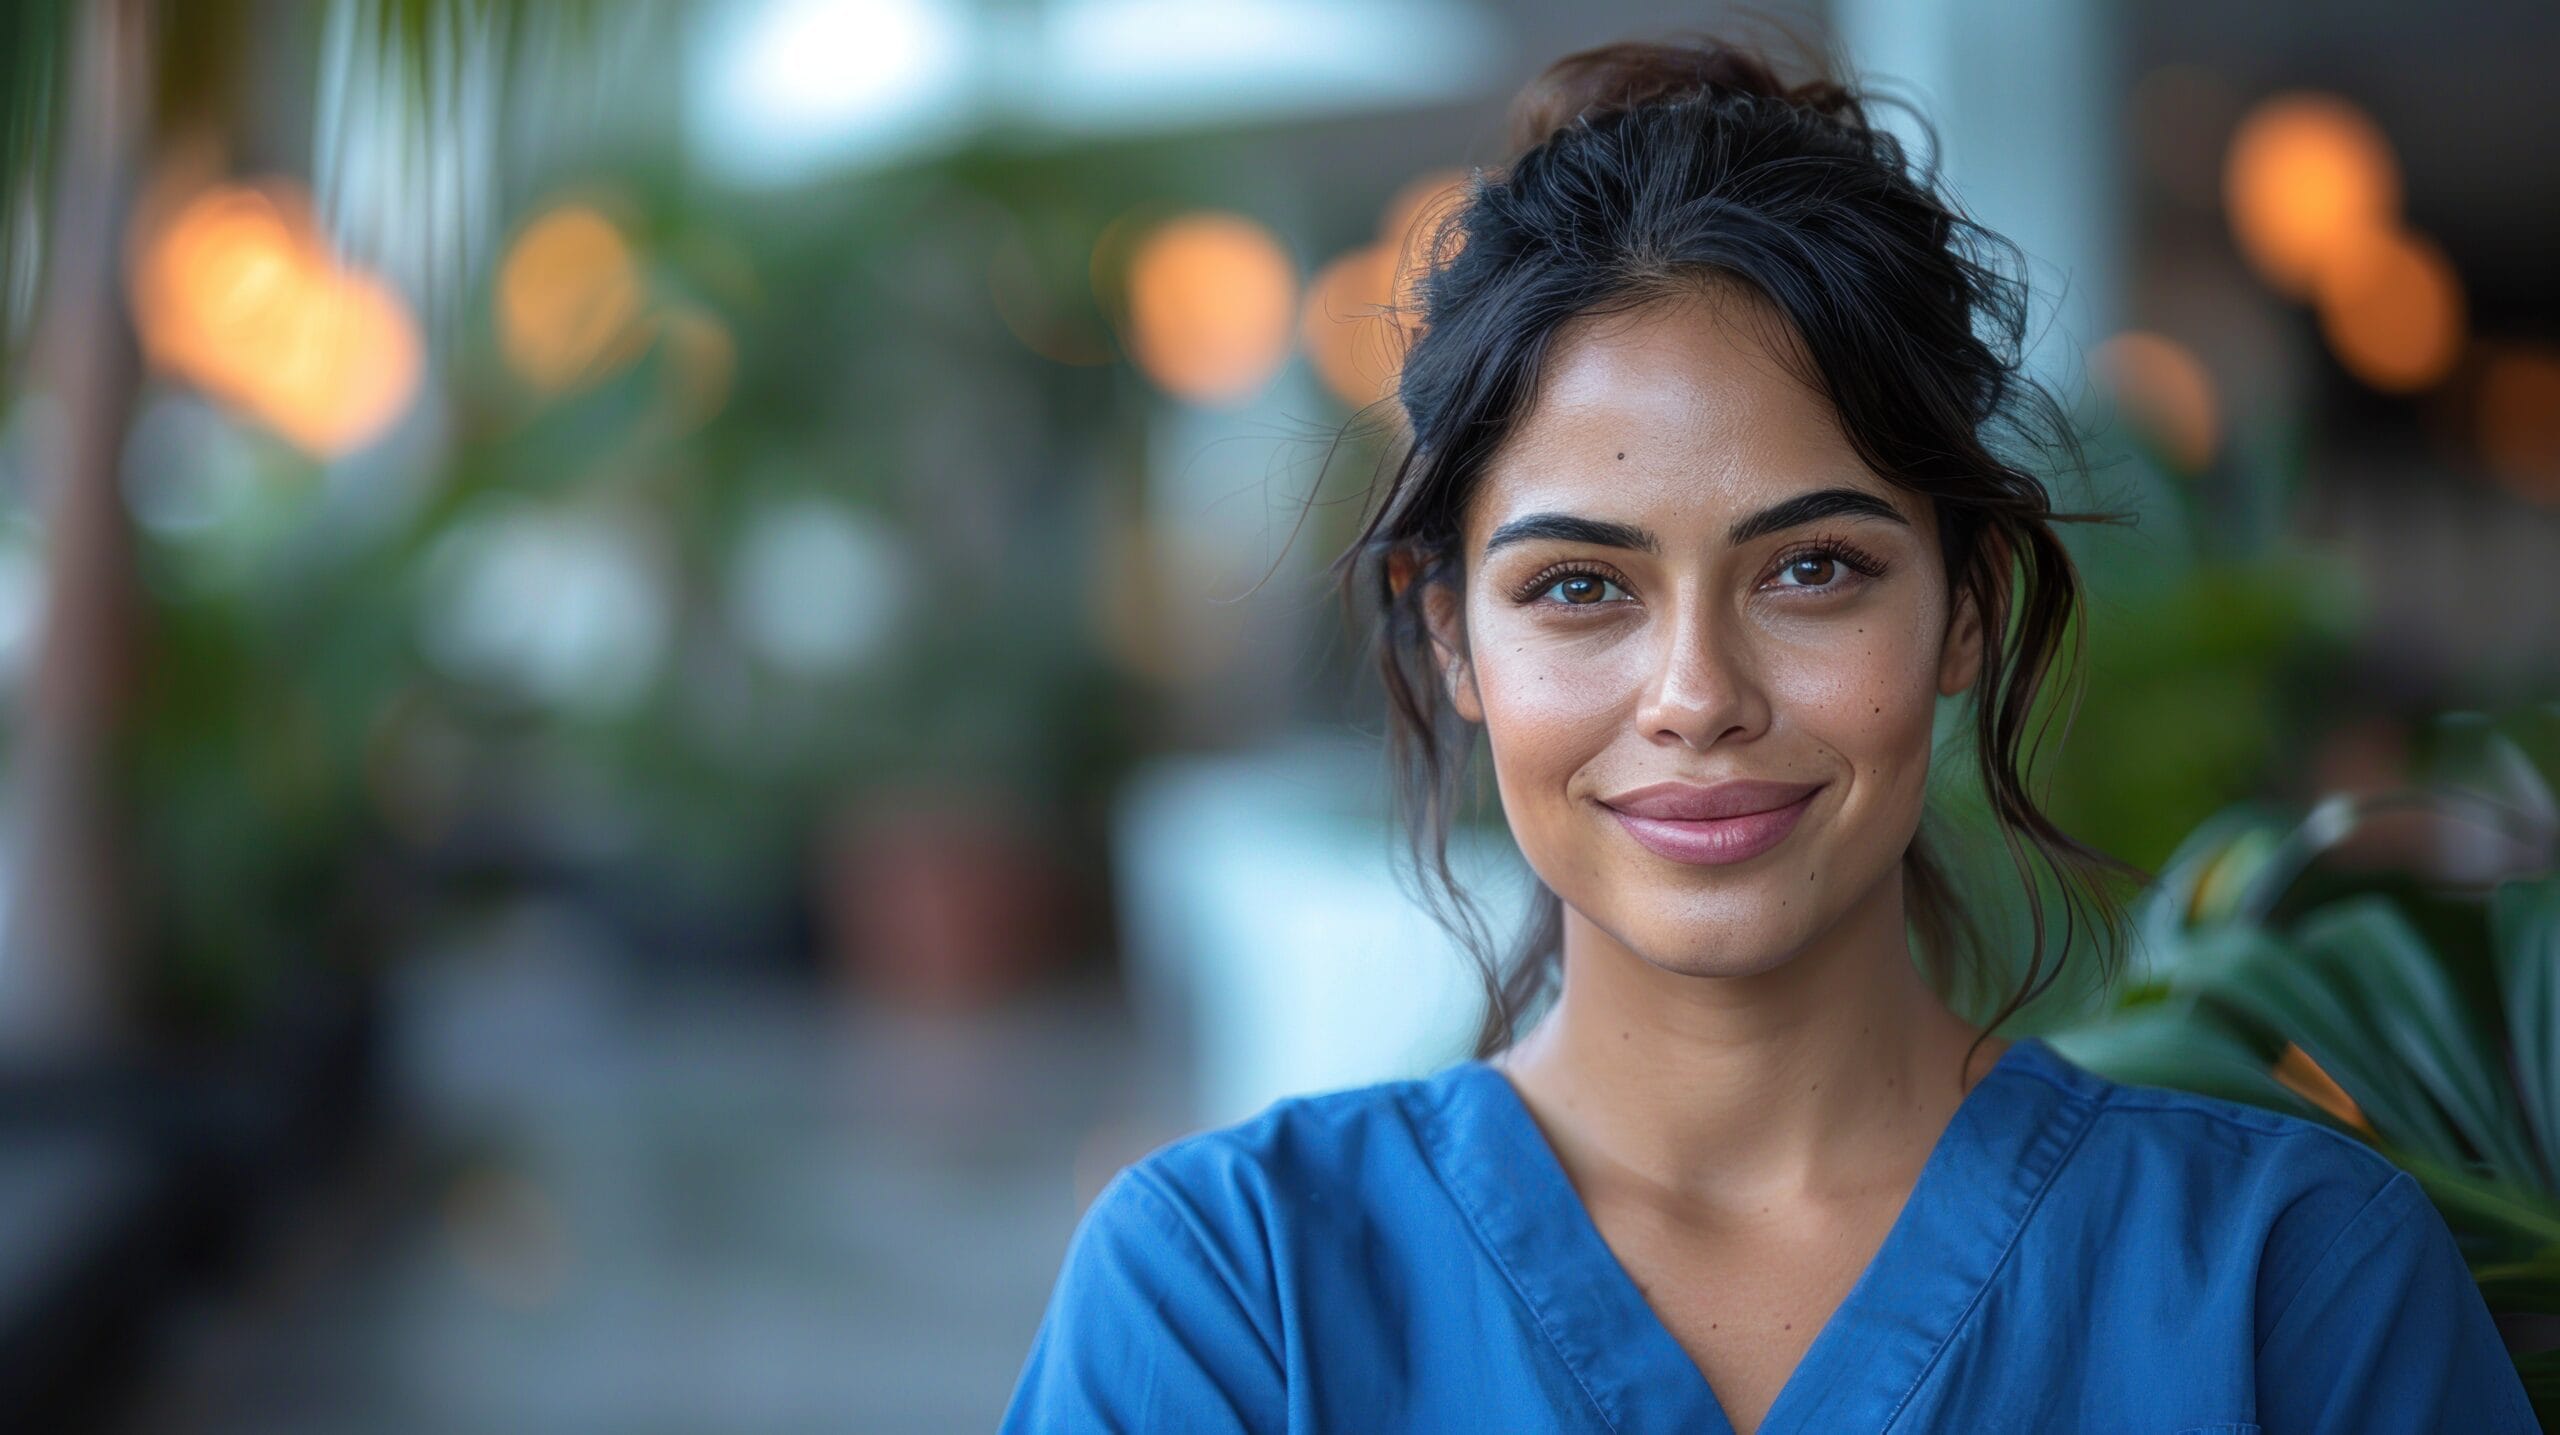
[1424,283,1984,980]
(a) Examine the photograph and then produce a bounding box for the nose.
[1631,593,1769,750]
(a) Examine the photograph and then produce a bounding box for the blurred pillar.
[0,0,152,1056]
[1832,0,2125,391]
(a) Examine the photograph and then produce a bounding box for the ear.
[1937,569,1987,698]
[1389,548,1483,724]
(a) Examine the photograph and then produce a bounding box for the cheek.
[1763,604,1946,795]
[1469,631,1629,772]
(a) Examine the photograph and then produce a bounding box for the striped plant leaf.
[2295,897,2545,1191]
[2041,997,2330,1124]
[2189,920,2473,1168]
[2383,1144,2560,1256]
[2494,878,2560,1194]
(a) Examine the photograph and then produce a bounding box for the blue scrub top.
[1001,1035,2539,1433]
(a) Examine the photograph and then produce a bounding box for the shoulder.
[1105,1067,1451,1238]
[2041,1040,2403,1189]
[2023,1041,2535,1426]
[2025,1038,2428,1319]
[1027,1078,1440,1352]
[1011,1084,1441,1434]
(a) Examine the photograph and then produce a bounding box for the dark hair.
[1328,28,2151,1077]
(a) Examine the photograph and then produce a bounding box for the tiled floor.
[113,898,1188,1435]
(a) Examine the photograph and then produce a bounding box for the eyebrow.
[1481,486,1910,558]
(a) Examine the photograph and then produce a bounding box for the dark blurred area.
[0,0,2553,1430]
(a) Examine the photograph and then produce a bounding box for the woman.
[1001,32,2538,1435]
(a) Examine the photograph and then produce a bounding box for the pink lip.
[1601,781,1824,867]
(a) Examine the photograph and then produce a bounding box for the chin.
[1586,890,1829,979]
[1639,942,1799,981]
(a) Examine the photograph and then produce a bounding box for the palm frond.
[312,0,651,338]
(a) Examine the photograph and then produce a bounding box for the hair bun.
[1504,35,1862,158]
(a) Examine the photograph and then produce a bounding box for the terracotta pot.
[814,786,1076,1010]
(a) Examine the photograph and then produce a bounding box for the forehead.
[1467,287,1898,545]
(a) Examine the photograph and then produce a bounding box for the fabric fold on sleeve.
[2254,1169,2539,1433]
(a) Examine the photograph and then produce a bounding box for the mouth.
[1601,784,1824,867]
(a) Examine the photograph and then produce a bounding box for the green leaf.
[2494,878,2560,1197]
[2296,897,2545,1190]
[2160,922,2292,999]
[2191,920,2471,1166]
[2470,1254,2560,1316]
[2424,710,2560,848]
[2130,804,2288,956]
[2042,1000,2331,1124]
[2384,1144,2560,1256]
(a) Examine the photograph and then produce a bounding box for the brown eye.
[1519,569,1632,606]
[1766,536,1889,595]
[1781,554,1838,587]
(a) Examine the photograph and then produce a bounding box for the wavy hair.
[1327,28,2151,1078]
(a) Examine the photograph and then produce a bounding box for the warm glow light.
[2313,225,2464,393]
[2092,330,2220,473]
[129,179,423,457]
[2271,1042,2369,1133]
[2223,92,2400,301]
[1381,166,1469,312]
[498,204,647,393]
[2475,343,2560,505]
[1300,168,1472,410]
[1300,243,1401,409]
[1122,212,1297,406]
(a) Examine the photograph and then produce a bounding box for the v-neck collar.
[1413,1035,2105,1435]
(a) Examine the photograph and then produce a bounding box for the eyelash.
[1507,533,1890,608]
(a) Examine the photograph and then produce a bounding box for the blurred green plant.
[0,0,643,1048]
[2046,704,2560,1420]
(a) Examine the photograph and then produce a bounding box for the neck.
[1493,874,2004,1213]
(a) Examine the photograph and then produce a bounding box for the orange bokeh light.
[129,179,423,457]
[1122,212,1298,407]
[2313,225,2464,393]
[1300,244,1402,411]
[2223,92,2400,301]
[498,203,647,393]
[1381,167,1470,312]
[1301,168,1473,411]
[2093,330,2220,473]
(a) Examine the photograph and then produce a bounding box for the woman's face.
[1425,286,1983,981]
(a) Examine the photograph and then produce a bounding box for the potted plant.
[2047,705,2560,1420]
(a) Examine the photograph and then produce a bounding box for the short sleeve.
[2255,1169,2539,1433]
[999,1165,1287,1434]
